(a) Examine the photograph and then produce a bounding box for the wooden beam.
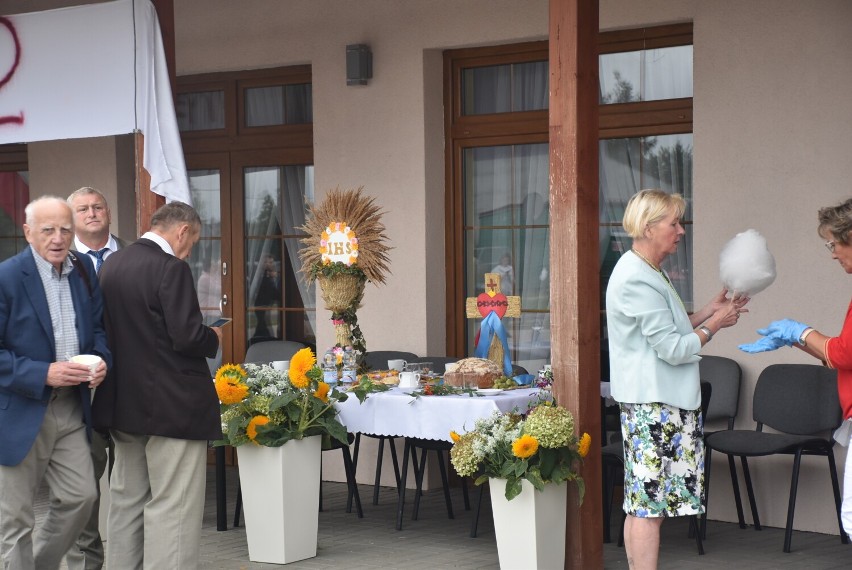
[548,1,602,568]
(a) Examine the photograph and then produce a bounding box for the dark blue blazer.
[0,248,111,466]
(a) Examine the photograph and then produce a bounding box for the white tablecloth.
[335,387,546,442]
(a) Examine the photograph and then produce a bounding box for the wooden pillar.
[548,0,602,568]
[135,0,175,234]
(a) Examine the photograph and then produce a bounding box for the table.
[335,387,545,442]
[335,387,546,530]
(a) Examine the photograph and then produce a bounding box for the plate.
[476,388,503,395]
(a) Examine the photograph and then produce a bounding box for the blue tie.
[89,248,109,273]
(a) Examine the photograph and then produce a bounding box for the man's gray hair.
[25,196,73,226]
[150,201,201,230]
[67,186,108,205]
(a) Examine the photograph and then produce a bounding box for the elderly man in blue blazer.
[0,196,112,569]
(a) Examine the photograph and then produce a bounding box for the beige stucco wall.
[174,0,852,534]
[27,135,136,241]
[691,0,852,535]
[6,0,852,534]
[175,0,551,358]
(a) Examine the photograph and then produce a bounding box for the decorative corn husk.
[299,187,391,285]
[299,187,390,354]
[317,274,365,313]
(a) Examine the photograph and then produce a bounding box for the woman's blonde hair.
[622,189,686,239]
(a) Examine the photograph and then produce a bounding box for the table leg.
[215,446,227,531]
[395,438,411,530]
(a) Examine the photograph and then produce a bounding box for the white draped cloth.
[335,388,545,442]
[0,0,190,203]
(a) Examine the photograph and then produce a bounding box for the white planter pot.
[236,436,322,565]
[489,478,567,570]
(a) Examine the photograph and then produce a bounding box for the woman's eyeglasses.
[825,240,836,253]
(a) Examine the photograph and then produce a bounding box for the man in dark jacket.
[93,201,223,569]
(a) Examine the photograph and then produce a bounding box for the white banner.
[0,0,190,204]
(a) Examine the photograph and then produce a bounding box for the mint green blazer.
[605,250,702,410]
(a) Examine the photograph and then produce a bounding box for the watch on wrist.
[698,325,713,341]
[798,328,814,346]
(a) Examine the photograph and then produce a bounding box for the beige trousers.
[64,429,110,570]
[0,389,97,570]
[105,431,207,570]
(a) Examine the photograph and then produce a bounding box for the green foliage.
[213,359,349,448]
[449,403,590,502]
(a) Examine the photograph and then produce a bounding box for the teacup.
[399,371,420,388]
[388,359,407,372]
[270,360,289,373]
[70,354,103,374]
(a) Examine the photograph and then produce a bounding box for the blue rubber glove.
[756,318,810,346]
[738,336,789,353]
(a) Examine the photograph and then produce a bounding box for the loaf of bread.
[443,358,502,389]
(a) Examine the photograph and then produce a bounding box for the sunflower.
[246,415,270,443]
[512,434,539,459]
[578,432,592,458]
[214,364,249,404]
[313,381,330,403]
[289,348,316,389]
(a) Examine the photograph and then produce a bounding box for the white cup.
[399,371,420,388]
[70,354,103,374]
[445,362,458,373]
[270,360,289,373]
[388,359,407,372]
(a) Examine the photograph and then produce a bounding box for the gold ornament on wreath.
[299,187,391,360]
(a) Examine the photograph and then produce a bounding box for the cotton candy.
[719,229,776,296]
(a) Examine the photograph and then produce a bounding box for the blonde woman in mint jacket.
[606,189,748,570]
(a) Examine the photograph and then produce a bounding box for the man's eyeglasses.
[825,240,836,253]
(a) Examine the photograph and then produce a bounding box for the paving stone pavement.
[36,465,851,569]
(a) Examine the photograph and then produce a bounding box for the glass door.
[186,153,232,363]
[230,150,316,360]
[187,150,316,365]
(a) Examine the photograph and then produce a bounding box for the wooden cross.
[465,273,521,371]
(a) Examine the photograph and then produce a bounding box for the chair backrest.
[699,355,742,428]
[753,363,841,435]
[364,350,419,371]
[413,356,459,370]
[244,340,307,364]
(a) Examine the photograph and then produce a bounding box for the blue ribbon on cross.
[474,311,513,377]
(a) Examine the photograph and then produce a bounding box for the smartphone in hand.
[209,317,232,327]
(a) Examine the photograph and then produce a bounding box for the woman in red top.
[739,197,852,537]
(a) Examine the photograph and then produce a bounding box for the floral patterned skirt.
[619,402,704,518]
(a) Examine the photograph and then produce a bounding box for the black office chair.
[602,381,711,554]
[319,433,363,518]
[697,355,743,537]
[243,340,307,364]
[705,363,848,553]
[351,350,419,505]
[363,350,418,371]
[395,437,469,531]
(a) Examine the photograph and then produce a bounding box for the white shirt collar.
[141,231,175,257]
[74,234,118,254]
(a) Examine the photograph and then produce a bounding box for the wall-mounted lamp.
[346,44,372,86]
